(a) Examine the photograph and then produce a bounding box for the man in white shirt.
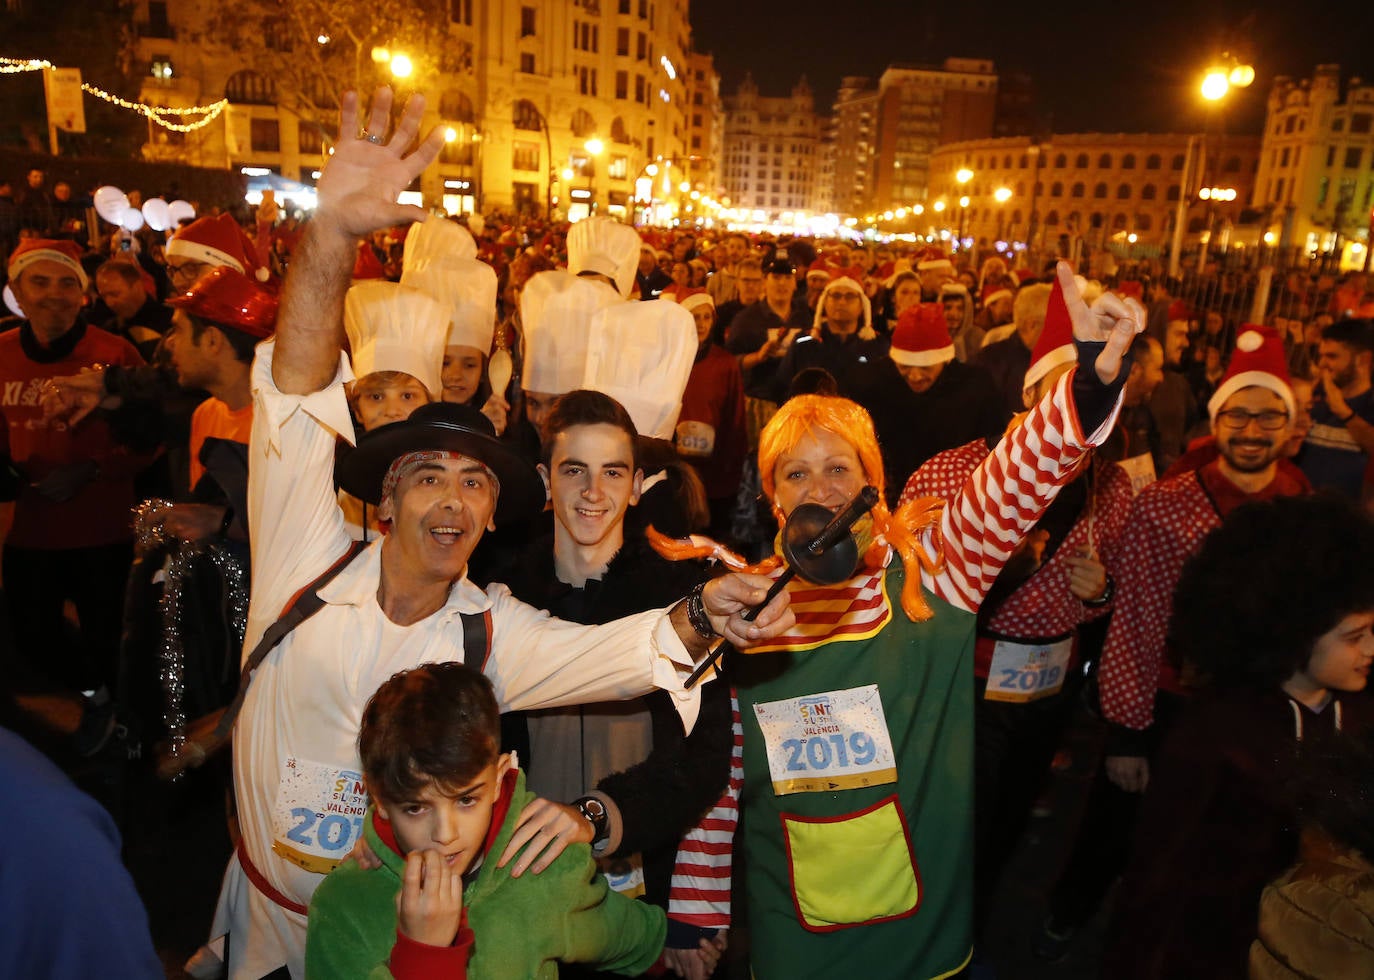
[209,87,792,979]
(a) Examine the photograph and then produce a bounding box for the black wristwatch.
[573,795,610,847]
[1083,573,1115,608]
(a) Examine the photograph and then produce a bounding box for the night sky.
[690,0,1374,138]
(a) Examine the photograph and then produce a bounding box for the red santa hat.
[1023,274,1077,390]
[7,238,88,290]
[1167,299,1192,322]
[678,289,714,316]
[889,304,954,367]
[167,213,268,282]
[916,246,953,272]
[982,285,1014,308]
[167,265,277,339]
[1207,325,1295,420]
[812,275,873,336]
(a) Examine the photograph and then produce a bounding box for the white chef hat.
[344,280,449,398]
[402,258,498,353]
[403,216,478,268]
[567,216,642,297]
[582,298,697,440]
[520,269,620,396]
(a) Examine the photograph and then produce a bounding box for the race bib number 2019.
[753,685,898,796]
[271,757,370,875]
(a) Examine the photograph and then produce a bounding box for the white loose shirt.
[213,342,704,979]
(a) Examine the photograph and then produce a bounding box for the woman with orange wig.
[673,263,1145,978]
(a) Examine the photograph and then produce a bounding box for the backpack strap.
[210,539,371,742]
[461,609,493,672]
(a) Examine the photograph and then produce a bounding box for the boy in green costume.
[305,662,666,979]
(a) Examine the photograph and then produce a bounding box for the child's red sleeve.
[389,910,474,979]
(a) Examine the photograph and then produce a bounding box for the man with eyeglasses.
[165,213,269,294]
[768,273,888,404]
[1035,325,1309,957]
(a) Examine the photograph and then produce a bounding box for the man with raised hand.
[209,87,791,980]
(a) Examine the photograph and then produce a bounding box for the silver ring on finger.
[361,130,384,145]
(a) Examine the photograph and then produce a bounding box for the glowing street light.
[933,200,946,213]
[444,127,458,143]
[584,137,605,156]
[1201,69,1229,101]
[959,196,970,208]
[646,163,658,176]
[956,167,973,185]
[993,187,1013,204]
[562,168,575,181]
[389,53,413,79]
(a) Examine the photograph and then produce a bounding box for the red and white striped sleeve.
[922,366,1123,614]
[666,692,743,930]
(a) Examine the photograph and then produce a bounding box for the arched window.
[1075,153,1089,168]
[1098,153,1113,169]
[1089,212,1103,228]
[1054,153,1067,168]
[1018,154,1029,169]
[1167,185,1180,202]
[1011,209,1023,225]
[1145,154,1161,169]
[1051,181,1064,197]
[1171,154,1185,170]
[513,99,543,131]
[225,70,277,105]
[1112,213,1128,231]
[1117,183,1131,199]
[1121,153,1136,169]
[610,116,629,143]
[440,90,475,123]
[1015,181,1025,196]
[1071,182,1085,198]
[1093,182,1108,198]
[570,108,597,138]
[1046,209,1060,225]
[1003,154,1013,168]
[1140,183,1157,201]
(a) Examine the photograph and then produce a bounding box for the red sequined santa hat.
[1024,274,1078,390]
[167,213,268,282]
[167,265,278,338]
[889,303,954,367]
[1207,325,1295,420]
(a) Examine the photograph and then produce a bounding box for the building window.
[1167,185,1179,201]
[570,108,597,138]
[149,56,174,80]
[1071,182,1084,198]
[1121,154,1136,169]
[616,27,629,55]
[1116,183,1131,199]
[1171,154,1185,170]
[619,0,630,12]
[634,75,645,102]
[520,6,536,36]
[519,52,535,73]
[637,33,646,59]
[1280,147,1290,167]
[450,0,472,24]
[1093,182,1107,198]
[512,141,540,171]
[1275,178,1285,201]
[1327,145,1337,167]
[513,99,542,131]
[226,70,277,105]
[1050,181,1063,197]
[1140,183,1156,200]
[1346,147,1363,169]
[145,0,172,37]
[608,155,628,179]
[1318,176,1329,206]
[1098,153,1113,168]
[1145,154,1161,169]
[1284,115,1297,133]
[578,67,598,96]
[1075,153,1089,168]
[440,90,475,123]
[615,71,628,99]
[1053,153,1067,168]
[250,117,280,153]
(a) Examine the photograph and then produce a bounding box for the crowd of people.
[2,85,1374,980]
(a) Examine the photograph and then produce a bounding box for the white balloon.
[94,185,130,225]
[167,199,196,224]
[141,198,172,232]
[3,284,22,319]
[121,208,145,232]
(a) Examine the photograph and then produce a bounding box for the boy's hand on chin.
[396,849,464,947]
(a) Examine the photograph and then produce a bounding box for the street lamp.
[1175,56,1254,274]
[955,168,973,250]
[994,187,1012,244]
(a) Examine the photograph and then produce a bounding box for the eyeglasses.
[1216,409,1289,430]
[167,260,210,284]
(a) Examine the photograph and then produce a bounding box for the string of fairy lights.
[0,56,228,133]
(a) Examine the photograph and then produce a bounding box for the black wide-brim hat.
[335,402,544,524]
